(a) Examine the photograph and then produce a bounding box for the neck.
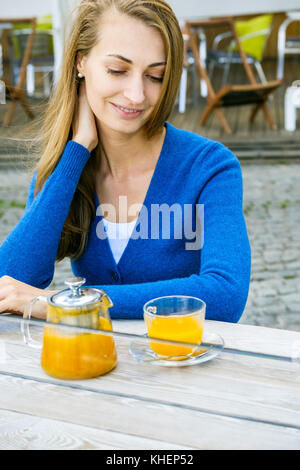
[96,123,166,179]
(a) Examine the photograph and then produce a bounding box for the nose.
[123,74,145,104]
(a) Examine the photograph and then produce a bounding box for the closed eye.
[147,75,164,83]
[107,69,163,83]
[107,69,125,75]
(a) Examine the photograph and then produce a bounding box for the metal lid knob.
[49,277,106,308]
[64,277,86,297]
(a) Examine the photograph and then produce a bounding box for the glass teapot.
[22,277,117,380]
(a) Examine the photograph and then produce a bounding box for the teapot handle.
[104,294,113,308]
[21,295,48,349]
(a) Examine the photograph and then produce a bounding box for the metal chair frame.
[178,31,208,114]
[208,27,271,87]
[277,11,300,80]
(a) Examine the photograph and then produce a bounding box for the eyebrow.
[106,54,166,67]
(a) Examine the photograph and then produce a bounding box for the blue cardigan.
[0,122,251,321]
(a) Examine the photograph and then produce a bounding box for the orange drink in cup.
[144,296,206,359]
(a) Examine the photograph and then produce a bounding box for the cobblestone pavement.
[0,162,299,331]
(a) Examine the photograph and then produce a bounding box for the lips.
[115,104,143,113]
[110,102,144,118]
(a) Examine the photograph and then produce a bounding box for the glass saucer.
[129,332,224,367]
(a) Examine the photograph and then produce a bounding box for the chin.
[103,116,149,135]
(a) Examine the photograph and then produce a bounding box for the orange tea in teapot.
[41,305,117,380]
[23,278,117,380]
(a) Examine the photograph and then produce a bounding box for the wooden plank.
[2,317,300,369]
[0,320,300,429]
[114,320,300,358]
[0,374,299,450]
[2,337,300,430]
[0,409,194,450]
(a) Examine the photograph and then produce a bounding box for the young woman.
[0,0,251,321]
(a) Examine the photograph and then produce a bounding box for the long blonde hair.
[34,0,183,261]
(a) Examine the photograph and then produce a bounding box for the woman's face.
[77,11,166,136]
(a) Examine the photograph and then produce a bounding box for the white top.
[102,218,137,264]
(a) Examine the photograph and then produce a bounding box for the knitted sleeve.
[0,141,90,288]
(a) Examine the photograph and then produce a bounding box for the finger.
[0,299,13,314]
[0,298,25,315]
[0,279,20,301]
[0,275,12,288]
[0,286,12,301]
[0,276,21,292]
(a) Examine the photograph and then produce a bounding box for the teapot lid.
[49,277,105,307]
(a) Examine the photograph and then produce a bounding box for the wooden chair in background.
[184,18,283,134]
[0,17,36,127]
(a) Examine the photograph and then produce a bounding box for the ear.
[76,53,85,76]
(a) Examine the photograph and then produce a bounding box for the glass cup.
[143,296,206,359]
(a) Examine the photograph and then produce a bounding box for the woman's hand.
[0,276,55,319]
[72,80,98,153]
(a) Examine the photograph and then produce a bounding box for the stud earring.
[78,72,84,79]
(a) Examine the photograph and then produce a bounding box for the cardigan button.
[112,271,120,282]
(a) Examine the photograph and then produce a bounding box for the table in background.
[0,317,299,450]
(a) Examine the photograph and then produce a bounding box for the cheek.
[84,80,112,116]
[84,69,114,99]
[84,85,101,118]
[146,83,162,106]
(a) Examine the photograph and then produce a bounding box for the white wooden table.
[0,316,299,450]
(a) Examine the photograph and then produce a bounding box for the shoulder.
[165,121,216,153]
[165,122,241,173]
